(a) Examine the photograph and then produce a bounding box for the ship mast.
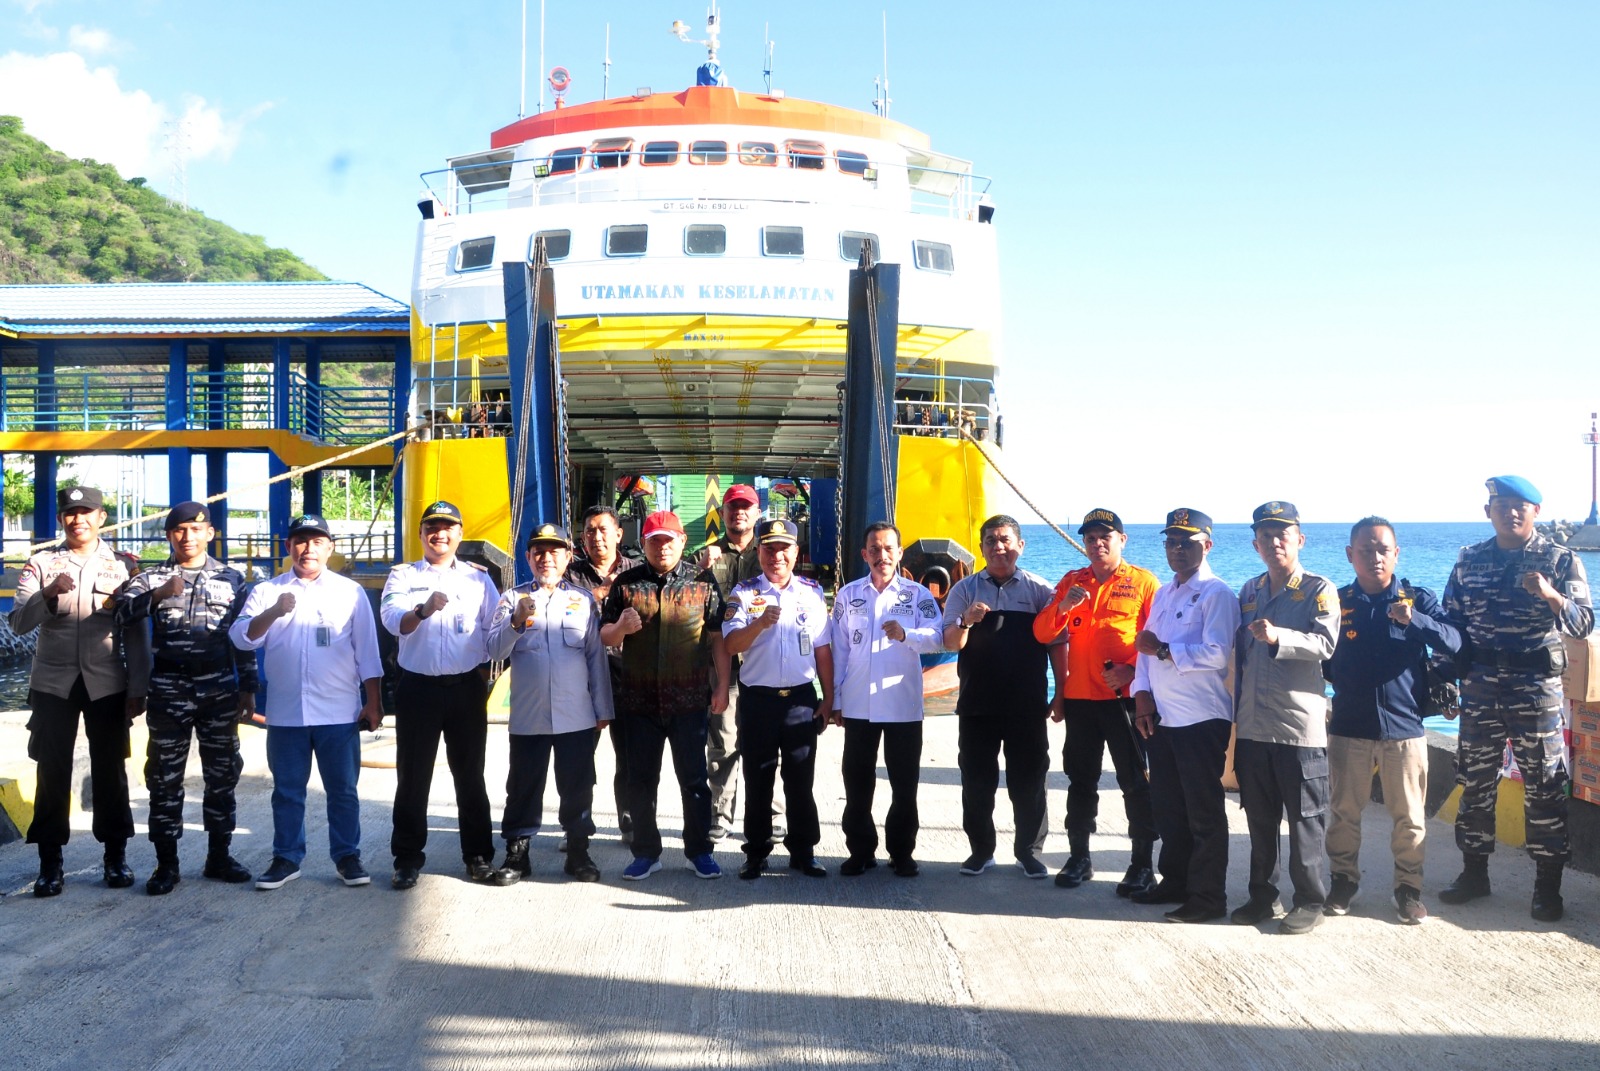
[1585,411,1599,526]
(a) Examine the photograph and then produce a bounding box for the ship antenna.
[604,23,612,99]
[518,0,526,117]
[763,23,774,94]
[538,0,547,113]
[672,2,728,87]
[872,11,892,117]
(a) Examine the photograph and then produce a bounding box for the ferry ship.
[403,9,1006,689]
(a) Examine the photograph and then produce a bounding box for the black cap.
[420,500,464,524]
[527,521,573,548]
[758,518,799,545]
[287,513,333,539]
[1250,501,1301,529]
[165,501,211,532]
[1077,508,1124,535]
[1161,508,1213,538]
[57,486,104,513]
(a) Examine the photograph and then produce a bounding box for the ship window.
[591,137,633,168]
[739,141,777,166]
[786,140,827,170]
[689,140,728,164]
[548,147,584,175]
[642,140,680,165]
[836,150,870,175]
[532,230,571,261]
[763,226,804,257]
[685,224,726,256]
[913,240,954,273]
[606,225,649,257]
[839,231,879,263]
[456,237,496,272]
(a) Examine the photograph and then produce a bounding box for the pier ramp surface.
[1,715,1597,1071]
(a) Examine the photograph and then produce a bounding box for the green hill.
[0,115,324,284]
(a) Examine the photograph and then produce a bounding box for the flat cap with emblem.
[164,501,210,532]
[1161,508,1213,539]
[526,521,573,547]
[57,486,104,513]
[757,518,798,545]
[421,500,464,524]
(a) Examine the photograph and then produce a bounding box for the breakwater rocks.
[1539,520,1600,551]
[0,615,35,661]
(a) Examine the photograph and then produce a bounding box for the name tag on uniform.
[316,626,332,647]
[798,631,812,657]
[454,613,466,634]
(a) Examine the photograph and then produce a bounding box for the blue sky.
[4,1,1597,524]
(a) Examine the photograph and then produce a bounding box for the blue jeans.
[265,722,362,866]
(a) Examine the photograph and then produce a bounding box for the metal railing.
[421,151,993,221]
[892,372,996,440]
[0,371,170,431]
[411,376,514,439]
[187,369,275,430]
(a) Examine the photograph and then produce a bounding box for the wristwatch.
[413,602,430,619]
[1156,642,1171,661]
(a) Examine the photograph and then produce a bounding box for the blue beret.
[1485,475,1541,505]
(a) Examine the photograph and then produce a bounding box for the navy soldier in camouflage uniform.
[112,501,257,894]
[1440,475,1593,921]
[13,486,149,897]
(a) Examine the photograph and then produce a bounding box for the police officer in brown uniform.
[12,486,150,896]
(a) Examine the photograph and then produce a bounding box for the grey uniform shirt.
[12,539,149,702]
[486,579,613,735]
[1235,568,1340,747]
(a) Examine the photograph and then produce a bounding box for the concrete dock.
[1,713,1597,1071]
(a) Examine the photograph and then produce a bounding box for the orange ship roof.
[489,85,930,150]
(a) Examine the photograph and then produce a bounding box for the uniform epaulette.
[731,576,762,593]
[798,576,823,590]
[467,561,488,572]
[113,548,142,575]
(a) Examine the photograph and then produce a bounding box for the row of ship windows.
[543,139,870,174]
[456,229,956,271]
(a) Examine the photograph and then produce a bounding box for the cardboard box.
[1574,782,1600,806]
[1574,755,1600,792]
[1573,708,1600,737]
[1571,730,1595,755]
[1563,634,1600,703]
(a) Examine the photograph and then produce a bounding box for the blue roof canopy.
[0,282,410,337]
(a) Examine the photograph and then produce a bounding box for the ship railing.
[234,531,396,580]
[421,153,994,221]
[891,372,997,441]
[409,376,514,440]
[0,370,170,431]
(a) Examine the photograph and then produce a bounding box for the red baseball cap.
[723,484,759,506]
[641,511,685,540]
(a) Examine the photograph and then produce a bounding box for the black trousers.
[841,718,923,862]
[502,729,596,845]
[957,712,1050,860]
[1235,737,1329,909]
[623,709,712,861]
[390,670,495,869]
[739,684,821,860]
[1062,697,1157,842]
[1147,717,1231,912]
[597,718,631,831]
[26,678,133,848]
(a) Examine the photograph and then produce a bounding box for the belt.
[743,683,815,698]
[401,667,483,684]
[154,656,231,675]
[1472,646,1562,673]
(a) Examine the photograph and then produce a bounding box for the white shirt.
[485,580,612,735]
[1131,562,1239,728]
[830,573,944,722]
[229,569,383,727]
[379,558,500,675]
[722,572,831,688]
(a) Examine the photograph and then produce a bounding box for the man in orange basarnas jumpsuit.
[1034,508,1160,896]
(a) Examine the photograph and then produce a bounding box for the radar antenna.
[763,23,775,94]
[672,2,728,87]
[872,11,891,117]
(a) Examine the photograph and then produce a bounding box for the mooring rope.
[20,423,422,557]
[957,426,1087,561]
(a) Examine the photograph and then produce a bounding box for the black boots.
[202,832,252,884]
[146,840,181,896]
[492,837,530,886]
[1531,859,1564,922]
[34,844,64,898]
[102,839,135,889]
[1115,839,1156,898]
[1437,853,1491,904]
[1055,833,1093,888]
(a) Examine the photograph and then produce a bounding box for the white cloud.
[0,50,268,179]
[66,25,118,55]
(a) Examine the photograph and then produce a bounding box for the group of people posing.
[12,477,1591,930]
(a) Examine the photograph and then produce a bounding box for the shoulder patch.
[799,576,822,589]
[468,561,488,572]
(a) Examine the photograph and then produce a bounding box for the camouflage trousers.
[1456,672,1568,862]
[144,692,244,844]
